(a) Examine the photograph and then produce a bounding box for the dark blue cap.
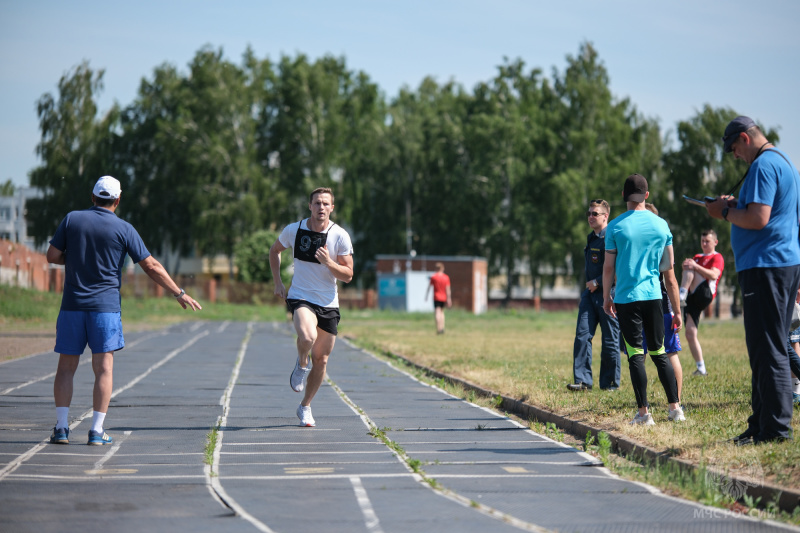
[722,116,756,153]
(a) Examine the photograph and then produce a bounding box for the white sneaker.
[290,357,311,392]
[679,287,688,304]
[692,369,707,377]
[630,412,655,426]
[297,404,315,427]
[668,406,686,422]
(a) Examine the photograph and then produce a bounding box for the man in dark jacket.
[568,199,621,391]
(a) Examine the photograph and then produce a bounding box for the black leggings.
[628,353,680,408]
[617,299,680,408]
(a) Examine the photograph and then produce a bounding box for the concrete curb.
[382,349,800,514]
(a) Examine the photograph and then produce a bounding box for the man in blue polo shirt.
[46,176,202,446]
[706,116,800,445]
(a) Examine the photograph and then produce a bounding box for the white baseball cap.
[93,176,121,199]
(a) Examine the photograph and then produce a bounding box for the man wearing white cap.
[46,176,202,446]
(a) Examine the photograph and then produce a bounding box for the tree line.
[26,42,774,296]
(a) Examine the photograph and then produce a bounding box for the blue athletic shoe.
[87,430,113,446]
[793,393,800,406]
[50,426,69,444]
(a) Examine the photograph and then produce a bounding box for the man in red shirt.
[425,262,452,334]
[679,230,725,376]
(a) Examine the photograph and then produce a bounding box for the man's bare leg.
[293,307,318,368]
[302,329,336,407]
[54,354,80,408]
[92,352,114,413]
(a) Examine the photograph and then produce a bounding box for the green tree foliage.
[234,229,291,284]
[660,104,780,284]
[28,43,772,293]
[0,180,15,196]
[27,62,121,246]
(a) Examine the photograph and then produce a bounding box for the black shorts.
[434,300,446,309]
[684,280,713,326]
[286,299,341,336]
[616,299,666,357]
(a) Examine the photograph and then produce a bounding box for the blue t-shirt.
[50,206,150,312]
[731,149,800,272]
[605,209,672,304]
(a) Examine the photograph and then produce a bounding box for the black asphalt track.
[0,321,796,532]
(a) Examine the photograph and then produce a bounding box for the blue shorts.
[628,313,682,356]
[54,311,125,355]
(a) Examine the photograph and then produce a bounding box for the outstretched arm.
[137,255,202,311]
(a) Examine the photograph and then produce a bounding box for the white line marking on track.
[0,331,207,482]
[350,476,384,533]
[90,430,132,471]
[326,376,552,533]
[205,322,277,533]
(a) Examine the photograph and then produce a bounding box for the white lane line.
[225,441,383,446]
[216,321,230,333]
[204,322,276,533]
[88,430,132,472]
[220,451,391,456]
[0,331,207,482]
[350,476,384,533]
[0,331,167,396]
[327,377,551,533]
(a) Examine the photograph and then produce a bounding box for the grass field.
[3,285,799,519]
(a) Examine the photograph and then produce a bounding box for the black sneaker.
[566,383,592,391]
[50,426,69,444]
[731,428,756,444]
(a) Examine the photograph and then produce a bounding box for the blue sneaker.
[793,393,800,406]
[87,430,113,446]
[50,426,69,444]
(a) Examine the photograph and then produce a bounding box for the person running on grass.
[269,187,354,427]
[679,230,724,376]
[47,176,201,446]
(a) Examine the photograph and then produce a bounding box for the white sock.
[91,411,106,434]
[697,361,706,373]
[56,407,69,430]
[793,379,800,394]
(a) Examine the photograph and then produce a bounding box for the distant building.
[0,187,44,253]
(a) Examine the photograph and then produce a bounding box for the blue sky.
[2,1,798,188]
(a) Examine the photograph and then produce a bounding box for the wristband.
[174,288,185,298]
[722,207,729,221]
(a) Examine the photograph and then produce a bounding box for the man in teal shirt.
[603,174,683,425]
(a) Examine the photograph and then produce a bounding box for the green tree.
[548,43,662,287]
[234,229,291,284]
[660,105,780,284]
[27,62,121,245]
[0,180,14,196]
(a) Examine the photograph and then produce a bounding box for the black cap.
[623,173,648,203]
[722,116,756,153]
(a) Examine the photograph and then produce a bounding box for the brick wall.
[0,239,50,291]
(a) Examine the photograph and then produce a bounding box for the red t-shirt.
[693,252,724,297]
[429,272,451,302]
